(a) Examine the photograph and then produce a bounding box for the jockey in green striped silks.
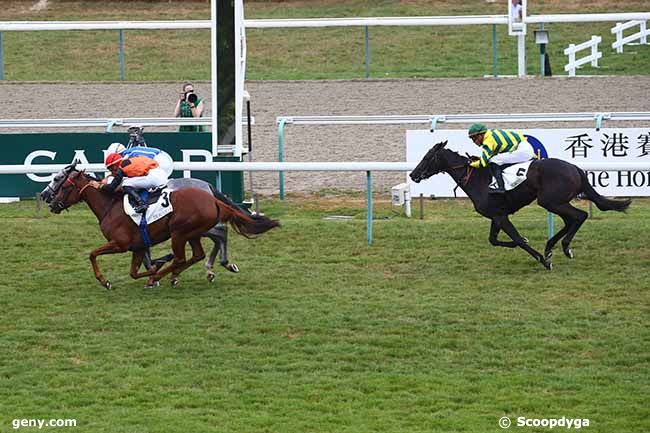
[467,123,536,193]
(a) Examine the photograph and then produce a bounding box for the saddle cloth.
[124,188,173,226]
[489,160,533,192]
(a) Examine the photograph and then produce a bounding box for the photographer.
[174,82,205,132]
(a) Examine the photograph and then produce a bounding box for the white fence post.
[591,36,599,67]
[567,44,576,76]
[564,36,601,76]
[614,22,624,53]
[611,20,649,53]
[640,21,648,44]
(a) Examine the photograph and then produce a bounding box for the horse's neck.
[443,154,489,204]
[83,187,115,222]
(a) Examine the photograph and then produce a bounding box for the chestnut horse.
[43,164,280,289]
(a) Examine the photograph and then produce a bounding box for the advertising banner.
[407,128,650,197]
[0,132,243,201]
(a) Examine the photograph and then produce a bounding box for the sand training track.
[1,77,649,194]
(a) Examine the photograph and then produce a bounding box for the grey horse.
[144,178,240,283]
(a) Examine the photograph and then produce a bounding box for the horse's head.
[42,164,92,214]
[409,141,450,183]
[40,163,78,205]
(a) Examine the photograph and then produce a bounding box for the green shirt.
[179,98,205,132]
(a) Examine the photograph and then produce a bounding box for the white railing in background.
[275,111,650,199]
[276,112,650,126]
[611,20,649,53]
[4,161,650,175]
[2,160,650,244]
[3,13,650,31]
[564,36,602,77]
[2,11,650,81]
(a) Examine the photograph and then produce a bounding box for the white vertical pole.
[615,23,624,53]
[234,0,243,158]
[568,45,576,77]
[211,0,218,156]
[517,34,526,77]
[591,36,599,67]
[641,21,647,44]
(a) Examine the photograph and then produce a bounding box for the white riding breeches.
[155,152,174,176]
[122,167,168,190]
[490,139,536,165]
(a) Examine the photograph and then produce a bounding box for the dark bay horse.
[43,164,280,288]
[410,141,631,269]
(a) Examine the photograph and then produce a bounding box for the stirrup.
[488,163,506,193]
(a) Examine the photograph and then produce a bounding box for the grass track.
[1,1,650,80]
[1,196,648,432]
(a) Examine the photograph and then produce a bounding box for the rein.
[79,182,94,198]
[449,163,474,186]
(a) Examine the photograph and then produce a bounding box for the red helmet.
[105,152,124,168]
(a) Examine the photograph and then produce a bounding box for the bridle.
[50,172,94,212]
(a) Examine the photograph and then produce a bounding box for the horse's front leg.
[89,241,128,290]
[488,220,518,248]
[493,216,552,270]
[129,250,158,280]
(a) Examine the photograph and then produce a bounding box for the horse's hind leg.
[170,238,206,287]
[203,229,221,283]
[216,226,239,273]
[204,227,238,283]
[494,215,552,270]
[541,202,588,259]
[555,204,588,259]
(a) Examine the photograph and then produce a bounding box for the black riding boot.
[123,186,147,213]
[488,163,506,194]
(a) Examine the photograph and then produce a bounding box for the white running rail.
[611,20,649,53]
[3,161,650,175]
[564,36,602,77]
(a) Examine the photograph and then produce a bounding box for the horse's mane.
[76,170,100,181]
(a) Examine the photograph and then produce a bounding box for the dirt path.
[1,77,649,194]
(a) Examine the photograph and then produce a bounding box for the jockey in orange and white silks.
[105,142,174,177]
[97,153,168,213]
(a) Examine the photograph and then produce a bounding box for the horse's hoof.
[227,263,239,273]
[207,272,216,283]
[171,277,180,288]
[522,237,529,244]
[563,247,574,259]
[103,280,112,290]
[542,259,553,270]
[144,281,160,289]
[544,250,553,260]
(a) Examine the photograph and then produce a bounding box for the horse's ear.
[441,140,448,148]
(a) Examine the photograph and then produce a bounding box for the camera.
[185,92,198,104]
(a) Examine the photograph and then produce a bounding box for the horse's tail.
[214,196,280,237]
[579,170,631,212]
